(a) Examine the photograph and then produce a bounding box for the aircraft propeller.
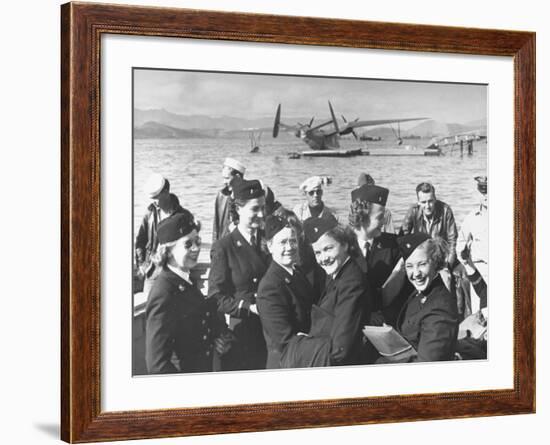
[328,101,340,134]
[273,104,281,138]
[340,114,360,140]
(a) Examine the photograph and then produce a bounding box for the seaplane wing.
[324,117,429,137]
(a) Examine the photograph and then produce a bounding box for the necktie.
[250,233,260,253]
[364,241,371,262]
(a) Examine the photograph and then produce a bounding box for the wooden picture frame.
[61,2,535,442]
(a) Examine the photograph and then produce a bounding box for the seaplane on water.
[272,101,428,157]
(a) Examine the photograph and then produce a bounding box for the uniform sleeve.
[208,241,251,316]
[135,212,149,267]
[212,194,220,244]
[415,303,458,362]
[257,284,295,349]
[444,206,458,266]
[329,277,372,365]
[145,290,178,374]
[466,268,487,309]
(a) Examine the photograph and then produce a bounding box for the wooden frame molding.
[61,2,535,442]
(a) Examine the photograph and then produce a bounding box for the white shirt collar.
[167,264,192,285]
[237,226,256,246]
[280,263,294,276]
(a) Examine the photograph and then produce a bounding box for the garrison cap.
[145,173,168,199]
[351,184,389,206]
[303,216,338,244]
[157,213,198,244]
[232,178,265,200]
[396,233,431,261]
[475,176,487,195]
[223,158,246,175]
[265,214,289,241]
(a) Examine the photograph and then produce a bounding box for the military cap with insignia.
[231,178,265,200]
[303,216,338,244]
[475,176,487,195]
[157,213,198,244]
[396,233,431,260]
[264,214,288,240]
[351,184,389,206]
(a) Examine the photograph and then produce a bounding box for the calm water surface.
[134,137,487,244]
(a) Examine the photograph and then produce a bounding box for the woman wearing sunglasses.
[145,213,232,374]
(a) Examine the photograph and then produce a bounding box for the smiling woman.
[145,214,232,374]
[391,233,459,362]
[280,219,374,368]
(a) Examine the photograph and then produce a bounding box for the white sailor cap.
[145,173,168,199]
[299,176,323,192]
[223,158,246,175]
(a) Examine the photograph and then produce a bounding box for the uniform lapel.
[231,229,268,270]
[354,238,368,273]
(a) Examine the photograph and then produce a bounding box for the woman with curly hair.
[348,184,409,326]
[392,233,459,362]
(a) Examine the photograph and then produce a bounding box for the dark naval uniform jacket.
[212,187,232,243]
[208,228,270,370]
[397,276,459,362]
[352,232,411,325]
[145,268,221,374]
[257,262,314,369]
[281,258,373,368]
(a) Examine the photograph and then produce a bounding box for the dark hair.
[161,179,170,194]
[416,182,436,196]
[229,196,266,226]
[319,224,356,254]
[348,199,375,228]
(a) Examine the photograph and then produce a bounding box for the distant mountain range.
[134,108,487,140]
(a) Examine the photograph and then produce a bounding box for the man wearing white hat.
[292,175,337,223]
[212,158,246,242]
[135,173,194,297]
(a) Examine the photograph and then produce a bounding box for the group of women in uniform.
[144,175,462,374]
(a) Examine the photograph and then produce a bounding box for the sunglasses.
[184,237,202,249]
[307,189,323,196]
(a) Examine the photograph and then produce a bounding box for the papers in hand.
[362,324,414,357]
[458,310,487,340]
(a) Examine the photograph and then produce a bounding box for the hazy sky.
[134,68,486,124]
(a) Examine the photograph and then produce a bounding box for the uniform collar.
[237,225,256,246]
[166,264,192,285]
[332,255,351,279]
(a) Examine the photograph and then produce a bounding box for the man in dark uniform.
[257,214,314,369]
[348,184,410,326]
[208,178,270,370]
[212,158,246,243]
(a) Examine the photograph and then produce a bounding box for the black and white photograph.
[132,68,488,376]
